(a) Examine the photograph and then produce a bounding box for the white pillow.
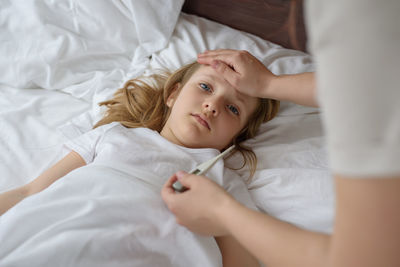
[149,13,318,115]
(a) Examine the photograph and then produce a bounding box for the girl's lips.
[192,114,210,130]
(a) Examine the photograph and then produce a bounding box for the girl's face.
[160,65,259,150]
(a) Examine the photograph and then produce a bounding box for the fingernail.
[198,50,209,56]
[176,171,187,178]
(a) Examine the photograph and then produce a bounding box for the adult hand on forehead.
[197,49,276,98]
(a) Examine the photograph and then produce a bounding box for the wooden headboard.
[182,0,307,52]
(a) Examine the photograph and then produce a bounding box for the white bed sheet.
[0,2,334,265]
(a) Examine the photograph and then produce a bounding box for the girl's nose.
[203,100,219,116]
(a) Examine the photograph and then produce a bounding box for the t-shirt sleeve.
[306,0,400,177]
[63,122,120,164]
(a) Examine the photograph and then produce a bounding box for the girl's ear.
[166,83,181,108]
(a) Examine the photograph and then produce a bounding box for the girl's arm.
[0,151,86,216]
[215,235,260,267]
[197,49,318,107]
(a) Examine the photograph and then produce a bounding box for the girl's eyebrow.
[197,73,247,109]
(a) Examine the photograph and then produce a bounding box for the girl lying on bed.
[0,62,279,266]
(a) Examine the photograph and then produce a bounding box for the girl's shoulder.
[98,123,160,142]
[90,121,124,135]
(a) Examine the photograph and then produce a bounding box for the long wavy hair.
[94,62,280,180]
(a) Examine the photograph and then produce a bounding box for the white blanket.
[0,165,221,266]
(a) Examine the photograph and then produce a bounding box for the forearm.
[0,151,85,216]
[0,185,29,216]
[215,235,260,267]
[220,198,329,267]
[27,151,85,195]
[267,72,318,107]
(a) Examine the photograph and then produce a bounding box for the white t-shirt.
[306,0,400,177]
[64,121,255,207]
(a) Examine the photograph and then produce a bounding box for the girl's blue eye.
[200,83,211,92]
[227,104,239,115]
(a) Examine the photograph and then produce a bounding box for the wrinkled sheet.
[0,0,183,99]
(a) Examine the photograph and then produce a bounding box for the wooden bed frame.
[182,0,307,52]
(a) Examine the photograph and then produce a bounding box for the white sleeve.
[63,122,120,164]
[305,0,400,177]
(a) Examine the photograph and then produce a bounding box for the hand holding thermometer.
[172,145,235,192]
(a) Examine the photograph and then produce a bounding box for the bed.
[0,0,334,266]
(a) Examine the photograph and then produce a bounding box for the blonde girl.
[0,61,279,267]
[95,61,279,178]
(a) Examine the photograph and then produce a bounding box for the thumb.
[175,171,193,188]
[211,60,240,89]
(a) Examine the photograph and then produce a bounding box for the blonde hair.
[94,62,279,180]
